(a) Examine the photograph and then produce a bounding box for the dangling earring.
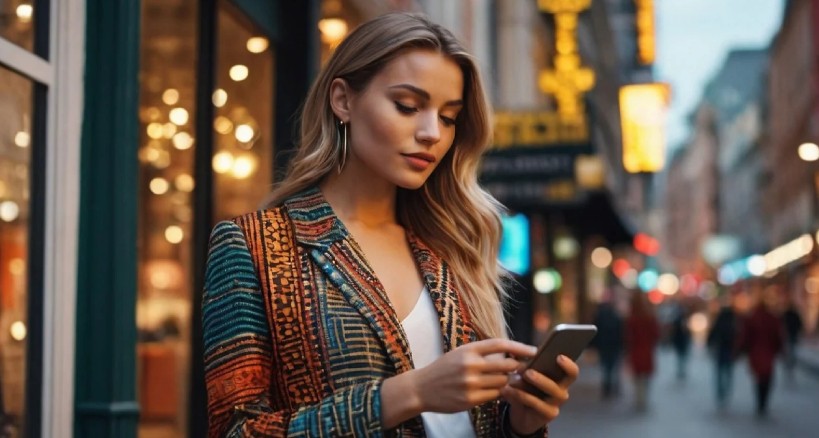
[337,120,348,174]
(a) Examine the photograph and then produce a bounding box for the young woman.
[203,12,580,437]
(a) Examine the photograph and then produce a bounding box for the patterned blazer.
[203,187,538,437]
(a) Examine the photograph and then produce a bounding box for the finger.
[556,355,580,387]
[474,374,512,389]
[477,357,522,374]
[501,386,560,420]
[521,369,569,404]
[472,338,537,358]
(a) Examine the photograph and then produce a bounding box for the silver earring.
[337,121,348,174]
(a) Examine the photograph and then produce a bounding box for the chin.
[393,173,431,190]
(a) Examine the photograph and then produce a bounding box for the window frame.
[0,0,85,436]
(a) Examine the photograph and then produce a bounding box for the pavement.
[796,340,819,377]
[549,344,819,438]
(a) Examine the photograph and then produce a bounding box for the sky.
[655,0,785,149]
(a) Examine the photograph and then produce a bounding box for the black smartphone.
[513,324,598,397]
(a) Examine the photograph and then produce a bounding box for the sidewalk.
[796,339,819,377]
[549,345,819,438]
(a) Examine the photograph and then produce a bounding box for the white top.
[401,287,477,438]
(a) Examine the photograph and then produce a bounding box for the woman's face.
[337,49,464,190]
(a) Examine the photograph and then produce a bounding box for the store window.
[0,0,36,52]
[137,1,276,436]
[0,65,33,438]
[136,1,198,437]
[212,0,274,221]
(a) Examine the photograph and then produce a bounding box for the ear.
[329,78,353,122]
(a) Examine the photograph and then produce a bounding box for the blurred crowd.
[589,282,806,418]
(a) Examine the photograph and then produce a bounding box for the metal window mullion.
[41,0,85,435]
[0,37,53,85]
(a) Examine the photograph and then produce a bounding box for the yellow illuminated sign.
[619,83,670,173]
[493,111,588,148]
[537,0,595,121]
[635,0,656,65]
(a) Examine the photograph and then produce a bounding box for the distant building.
[766,0,819,334]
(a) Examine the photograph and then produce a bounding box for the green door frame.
[74,0,141,437]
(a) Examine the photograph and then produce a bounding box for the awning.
[560,190,635,245]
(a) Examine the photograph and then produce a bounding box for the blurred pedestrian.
[592,298,624,399]
[625,292,660,411]
[707,299,738,408]
[669,301,692,381]
[201,12,581,437]
[781,297,803,382]
[737,290,784,417]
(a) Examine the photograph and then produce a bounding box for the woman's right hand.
[413,338,536,413]
[380,338,536,428]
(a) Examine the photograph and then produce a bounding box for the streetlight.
[798,142,819,162]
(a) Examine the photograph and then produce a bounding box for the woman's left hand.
[500,354,579,435]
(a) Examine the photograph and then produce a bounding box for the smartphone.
[513,324,597,397]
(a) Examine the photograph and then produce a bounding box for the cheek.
[354,110,406,151]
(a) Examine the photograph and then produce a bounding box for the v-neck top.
[401,287,477,438]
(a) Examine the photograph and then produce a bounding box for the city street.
[550,345,819,437]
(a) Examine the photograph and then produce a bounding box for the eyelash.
[394,102,457,127]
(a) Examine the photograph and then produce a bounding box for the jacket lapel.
[284,188,414,374]
[407,231,478,353]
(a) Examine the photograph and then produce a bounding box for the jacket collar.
[283,186,346,250]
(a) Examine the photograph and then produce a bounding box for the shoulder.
[211,206,292,238]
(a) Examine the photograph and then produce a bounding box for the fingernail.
[557,355,567,363]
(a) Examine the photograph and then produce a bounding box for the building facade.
[766,0,819,334]
[663,102,720,280]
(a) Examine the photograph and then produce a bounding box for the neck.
[320,164,398,227]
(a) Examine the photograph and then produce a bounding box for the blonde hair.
[268,12,507,339]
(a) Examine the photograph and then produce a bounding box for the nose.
[415,111,441,146]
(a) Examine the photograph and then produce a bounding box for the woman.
[625,291,660,411]
[737,288,784,417]
[203,12,579,437]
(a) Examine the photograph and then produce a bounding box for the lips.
[402,152,436,163]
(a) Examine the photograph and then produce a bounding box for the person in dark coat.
[592,300,624,399]
[781,298,803,382]
[738,294,784,417]
[625,292,660,411]
[707,302,738,407]
[669,302,692,381]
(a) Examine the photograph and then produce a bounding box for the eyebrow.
[389,84,463,107]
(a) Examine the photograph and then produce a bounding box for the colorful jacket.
[203,187,535,437]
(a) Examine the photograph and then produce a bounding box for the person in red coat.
[738,292,784,417]
[625,291,661,411]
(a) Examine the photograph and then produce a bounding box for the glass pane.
[0,0,37,52]
[0,65,33,438]
[136,0,198,437]
[212,1,275,221]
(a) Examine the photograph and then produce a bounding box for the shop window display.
[137,1,275,436]
[0,66,33,438]
[0,0,36,52]
[137,1,198,436]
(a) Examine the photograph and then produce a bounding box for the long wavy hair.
[267,12,507,339]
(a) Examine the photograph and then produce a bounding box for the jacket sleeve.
[203,220,386,437]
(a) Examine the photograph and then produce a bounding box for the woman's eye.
[394,102,417,114]
[441,116,457,127]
